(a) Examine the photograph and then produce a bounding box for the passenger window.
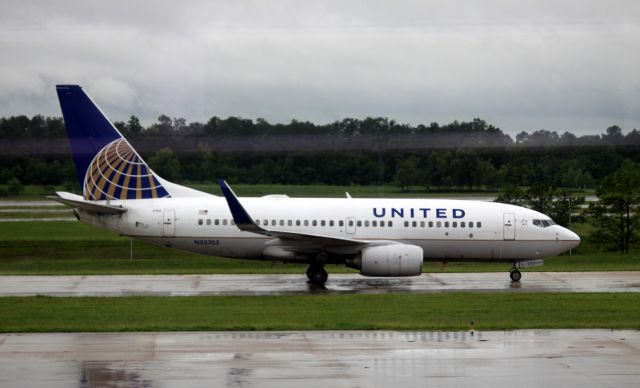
[223,219,228,226]
[364,220,370,227]
[372,220,377,227]
[321,220,326,227]
[381,221,386,227]
[339,220,344,227]
[444,221,449,228]
[348,220,354,227]
[198,219,203,225]
[215,219,220,225]
[428,221,433,228]
[304,220,309,226]
[412,221,417,227]
[206,219,211,226]
[452,222,457,228]
[288,220,293,226]
[356,220,362,227]
[469,222,473,228]
[296,220,300,226]
[272,220,276,226]
[330,220,335,227]
[436,221,441,228]
[388,221,393,227]
[461,221,465,227]
[231,220,235,225]
[279,220,284,226]
[312,220,317,226]
[420,221,425,227]
[404,221,409,227]
[477,222,482,228]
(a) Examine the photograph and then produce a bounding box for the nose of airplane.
[562,227,581,249]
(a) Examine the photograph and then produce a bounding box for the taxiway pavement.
[0,330,638,387]
[0,272,638,296]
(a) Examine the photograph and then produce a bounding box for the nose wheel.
[306,264,328,285]
[510,268,522,282]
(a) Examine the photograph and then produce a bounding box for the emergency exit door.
[503,213,515,240]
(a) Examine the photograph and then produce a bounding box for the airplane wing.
[217,180,373,249]
[47,192,126,215]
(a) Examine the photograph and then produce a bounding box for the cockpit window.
[533,219,556,228]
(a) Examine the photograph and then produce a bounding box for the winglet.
[217,179,262,233]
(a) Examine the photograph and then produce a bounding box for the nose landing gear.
[509,262,522,282]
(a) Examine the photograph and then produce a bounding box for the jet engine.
[347,244,423,276]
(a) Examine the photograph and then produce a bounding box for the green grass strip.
[1,293,638,333]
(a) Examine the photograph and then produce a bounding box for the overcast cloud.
[0,0,639,135]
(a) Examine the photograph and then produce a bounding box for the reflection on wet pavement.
[1,330,638,388]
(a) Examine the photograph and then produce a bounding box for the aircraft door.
[503,212,515,240]
[163,210,175,237]
[345,217,356,234]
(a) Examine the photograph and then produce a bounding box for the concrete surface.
[0,272,639,296]
[0,330,638,387]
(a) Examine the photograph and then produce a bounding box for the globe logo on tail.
[83,139,170,200]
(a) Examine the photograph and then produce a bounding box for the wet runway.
[0,330,638,387]
[0,272,639,296]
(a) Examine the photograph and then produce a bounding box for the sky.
[0,0,639,136]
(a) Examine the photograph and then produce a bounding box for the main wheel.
[510,269,522,282]
[307,265,328,285]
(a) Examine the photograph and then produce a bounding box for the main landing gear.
[509,263,522,282]
[306,263,328,286]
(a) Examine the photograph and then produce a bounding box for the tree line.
[1,112,640,254]
[495,161,640,255]
[1,114,640,190]
[2,114,640,147]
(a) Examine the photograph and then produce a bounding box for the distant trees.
[587,160,640,253]
[0,115,64,138]
[3,113,640,199]
[148,148,180,181]
[393,156,420,192]
[495,184,585,227]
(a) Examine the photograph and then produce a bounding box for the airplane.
[50,84,580,285]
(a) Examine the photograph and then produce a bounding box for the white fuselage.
[77,196,580,263]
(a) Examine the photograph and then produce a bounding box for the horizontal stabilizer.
[47,192,126,215]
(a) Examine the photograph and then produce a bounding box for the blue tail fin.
[56,85,170,200]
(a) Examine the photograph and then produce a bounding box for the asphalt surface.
[0,272,639,296]
[0,330,638,387]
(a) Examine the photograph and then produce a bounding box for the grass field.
[1,293,638,333]
[0,221,638,275]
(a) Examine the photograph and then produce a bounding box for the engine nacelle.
[348,244,423,277]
